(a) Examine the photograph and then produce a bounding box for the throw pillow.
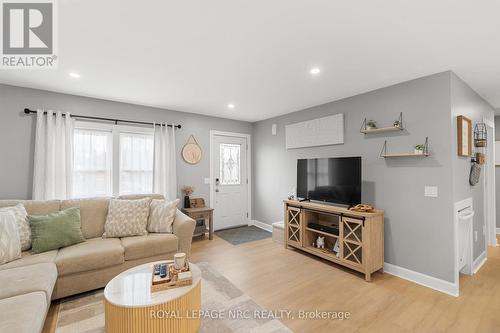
[29,207,86,254]
[103,198,151,238]
[148,198,180,233]
[0,211,22,264]
[0,203,31,251]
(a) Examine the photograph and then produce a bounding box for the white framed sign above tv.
[285,113,344,149]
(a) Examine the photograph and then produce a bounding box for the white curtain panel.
[33,110,74,200]
[153,124,177,200]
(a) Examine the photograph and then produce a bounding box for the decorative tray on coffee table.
[151,261,193,293]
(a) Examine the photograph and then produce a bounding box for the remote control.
[154,264,160,275]
[159,264,167,278]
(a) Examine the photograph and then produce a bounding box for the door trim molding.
[209,130,252,227]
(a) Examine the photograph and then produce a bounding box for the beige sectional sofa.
[0,195,195,333]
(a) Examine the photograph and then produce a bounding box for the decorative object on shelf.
[316,236,325,249]
[469,162,482,186]
[414,144,425,155]
[333,239,340,257]
[366,120,377,130]
[349,204,374,213]
[472,152,486,165]
[181,185,194,208]
[182,135,202,164]
[474,123,487,147]
[189,197,205,208]
[457,115,472,157]
[380,137,429,158]
[360,112,404,134]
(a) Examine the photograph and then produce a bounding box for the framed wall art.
[457,115,472,157]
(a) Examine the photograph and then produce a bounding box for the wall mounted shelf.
[380,137,429,158]
[360,112,404,134]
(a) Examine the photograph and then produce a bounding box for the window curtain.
[32,110,74,200]
[153,124,177,200]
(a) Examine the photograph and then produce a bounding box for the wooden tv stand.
[284,200,384,281]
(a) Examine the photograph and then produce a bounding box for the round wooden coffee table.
[104,261,201,333]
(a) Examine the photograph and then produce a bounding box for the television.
[296,157,361,206]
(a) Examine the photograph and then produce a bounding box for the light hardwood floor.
[44,235,500,333]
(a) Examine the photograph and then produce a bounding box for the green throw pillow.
[29,207,86,254]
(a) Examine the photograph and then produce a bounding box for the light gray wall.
[450,73,495,260]
[495,116,500,229]
[0,84,252,203]
[253,72,457,282]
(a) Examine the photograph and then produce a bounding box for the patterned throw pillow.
[103,198,151,238]
[0,211,21,264]
[0,203,31,251]
[148,199,180,233]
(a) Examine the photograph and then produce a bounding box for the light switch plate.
[424,186,438,197]
[204,178,211,184]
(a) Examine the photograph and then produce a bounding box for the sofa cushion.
[60,197,110,239]
[29,207,86,254]
[0,263,57,304]
[119,194,164,200]
[0,211,21,264]
[0,250,58,271]
[0,200,60,216]
[103,198,151,238]
[120,234,178,261]
[0,292,47,333]
[148,198,179,233]
[0,204,30,250]
[55,238,124,276]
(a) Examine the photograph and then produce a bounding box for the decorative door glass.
[220,144,241,185]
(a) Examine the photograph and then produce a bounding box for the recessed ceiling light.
[69,72,80,78]
[309,67,321,75]
[227,103,235,109]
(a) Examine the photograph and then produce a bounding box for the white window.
[73,128,113,198]
[72,122,154,198]
[220,143,241,185]
[119,132,154,195]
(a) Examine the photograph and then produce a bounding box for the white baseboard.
[496,227,500,235]
[384,262,459,297]
[248,220,272,232]
[472,251,487,274]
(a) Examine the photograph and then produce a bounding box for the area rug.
[55,262,291,333]
[215,226,271,245]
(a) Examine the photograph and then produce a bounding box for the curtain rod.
[23,108,181,129]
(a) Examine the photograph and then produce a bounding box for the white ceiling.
[1,0,500,122]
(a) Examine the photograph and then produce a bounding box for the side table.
[181,207,214,240]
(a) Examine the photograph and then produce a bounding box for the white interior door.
[212,134,248,230]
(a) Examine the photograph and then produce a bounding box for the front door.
[212,134,248,230]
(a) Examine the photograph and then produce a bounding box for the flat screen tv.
[297,157,361,206]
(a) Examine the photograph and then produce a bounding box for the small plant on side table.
[414,144,425,155]
[181,185,194,208]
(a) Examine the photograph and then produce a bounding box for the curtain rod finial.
[24,108,31,114]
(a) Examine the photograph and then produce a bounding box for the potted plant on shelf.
[181,185,194,208]
[366,120,377,130]
[393,120,401,128]
[414,144,425,155]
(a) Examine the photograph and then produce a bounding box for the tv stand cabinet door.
[341,217,364,268]
[286,206,302,248]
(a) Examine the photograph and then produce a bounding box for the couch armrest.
[173,209,195,257]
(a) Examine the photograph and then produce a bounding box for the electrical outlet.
[475,230,478,242]
[424,186,438,197]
